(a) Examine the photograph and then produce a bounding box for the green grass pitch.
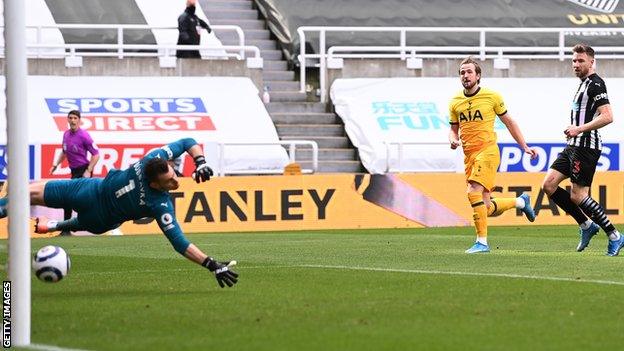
[3,225,624,351]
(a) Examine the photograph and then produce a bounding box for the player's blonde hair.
[572,44,595,58]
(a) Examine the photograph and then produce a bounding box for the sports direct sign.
[0,76,288,177]
[330,77,624,173]
[45,98,216,132]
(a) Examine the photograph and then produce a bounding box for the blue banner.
[0,145,36,180]
[498,143,620,172]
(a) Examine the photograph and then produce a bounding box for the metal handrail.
[216,140,319,176]
[0,24,246,58]
[5,43,262,60]
[297,26,624,102]
[327,45,624,59]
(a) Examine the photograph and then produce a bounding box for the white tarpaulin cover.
[0,76,288,178]
[330,77,624,174]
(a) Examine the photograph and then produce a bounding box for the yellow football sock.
[468,192,487,238]
[488,197,517,217]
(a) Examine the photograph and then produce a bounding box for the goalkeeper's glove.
[192,155,213,183]
[203,257,239,288]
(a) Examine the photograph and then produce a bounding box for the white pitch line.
[26,343,91,351]
[298,264,624,286]
[47,264,624,286]
[75,265,290,276]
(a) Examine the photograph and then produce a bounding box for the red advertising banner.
[41,144,198,178]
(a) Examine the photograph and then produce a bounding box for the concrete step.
[271,112,339,124]
[204,1,253,10]
[221,39,277,50]
[217,29,271,41]
[211,19,265,30]
[295,148,357,161]
[277,124,344,136]
[263,70,295,81]
[271,112,340,124]
[264,60,288,71]
[267,102,327,113]
[206,9,258,20]
[265,80,299,91]
[249,39,277,50]
[281,136,351,148]
[301,160,365,173]
[260,49,283,60]
[269,91,307,102]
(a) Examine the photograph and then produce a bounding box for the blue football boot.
[576,222,600,252]
[465,242,490,254]
[606,234,624,257]
[519,193,535,222]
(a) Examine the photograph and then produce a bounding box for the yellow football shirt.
[448,87,507,153]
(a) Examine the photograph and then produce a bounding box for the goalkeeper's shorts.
[43,178,114,234]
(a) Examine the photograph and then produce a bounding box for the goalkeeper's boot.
[34,217,57,234]
[576,222,599,252]
[606,233,624,257]
[465,242,490,254]
[519,193,535,222]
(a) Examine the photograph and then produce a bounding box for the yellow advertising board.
[1,172,622,238]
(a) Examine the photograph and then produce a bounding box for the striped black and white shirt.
[569,73,609,150]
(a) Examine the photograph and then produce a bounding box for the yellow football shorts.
[464,143,500,191]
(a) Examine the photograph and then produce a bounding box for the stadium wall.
[2,172,622,239]
[326,58,624,93]
[0,58,264,92]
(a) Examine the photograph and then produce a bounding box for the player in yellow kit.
[449,57,538,253]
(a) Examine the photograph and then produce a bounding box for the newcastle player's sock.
[551,187,589,225]
[578,196,616,235]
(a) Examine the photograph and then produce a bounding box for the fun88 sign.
[498,143,620,172]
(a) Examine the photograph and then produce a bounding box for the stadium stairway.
[202,0,365,173]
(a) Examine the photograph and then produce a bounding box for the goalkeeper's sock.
[487,197,516,216]
[55,217,82,232]
[468,192,488,242]
[0,197,7,218]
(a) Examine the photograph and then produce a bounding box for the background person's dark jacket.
[176,5,211,58]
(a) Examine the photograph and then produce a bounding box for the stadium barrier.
[0,24,259,68]
[297,26,624,102]
[2,172,622,239]
[216,141,318,176]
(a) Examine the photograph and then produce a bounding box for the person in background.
[176,0,212,58]
[50,109,100,236]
